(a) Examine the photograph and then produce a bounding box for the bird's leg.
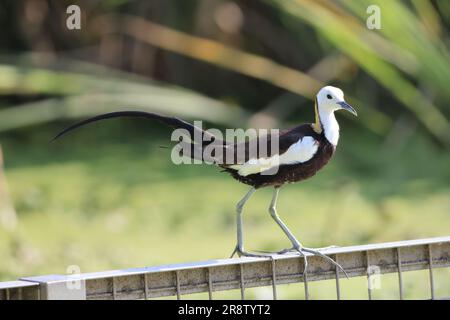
[230,187,257,258]
[267,187,348,278]
[229,187,294,258]
[268,187,303,250]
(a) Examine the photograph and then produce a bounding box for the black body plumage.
[224,125,335,188]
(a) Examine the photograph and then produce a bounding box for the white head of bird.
[314,86,357,146]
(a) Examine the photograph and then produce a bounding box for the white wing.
[230,136,319,176]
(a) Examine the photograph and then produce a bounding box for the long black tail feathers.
[51,111,220,143]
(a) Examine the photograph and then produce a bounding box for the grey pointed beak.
[338,101,357,116]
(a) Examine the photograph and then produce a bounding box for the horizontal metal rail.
[1,236,449,300]
[0,281,40,300]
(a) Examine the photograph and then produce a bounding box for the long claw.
[314,245,340,250]
[276,247,297,255]
[254,247,295,255]
[251,245,308,276]
[290,246,308,279]
[239,251,274,258]
[230,246,238,258]
[301,247,349,279]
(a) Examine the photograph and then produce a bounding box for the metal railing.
[1,236,449,300]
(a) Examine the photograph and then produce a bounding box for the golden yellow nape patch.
[312,99,323,134]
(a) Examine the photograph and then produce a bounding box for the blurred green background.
[0,0,449,299]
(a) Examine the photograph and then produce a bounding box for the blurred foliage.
[0,0,449,142]
[0,0,449,299]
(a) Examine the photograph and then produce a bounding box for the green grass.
[0,122,449,299]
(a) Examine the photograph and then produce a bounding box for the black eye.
[327,94,332,99]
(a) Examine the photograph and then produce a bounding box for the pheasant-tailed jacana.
[54,86,357,275]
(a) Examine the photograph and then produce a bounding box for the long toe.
[237,250,279,258]
[253,247,294,255]
[229,246,239,258]
[313,245,340,250]
[275,247,298,255]
[301,247,348,279]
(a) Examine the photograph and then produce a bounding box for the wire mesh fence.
[0,236,449,300]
